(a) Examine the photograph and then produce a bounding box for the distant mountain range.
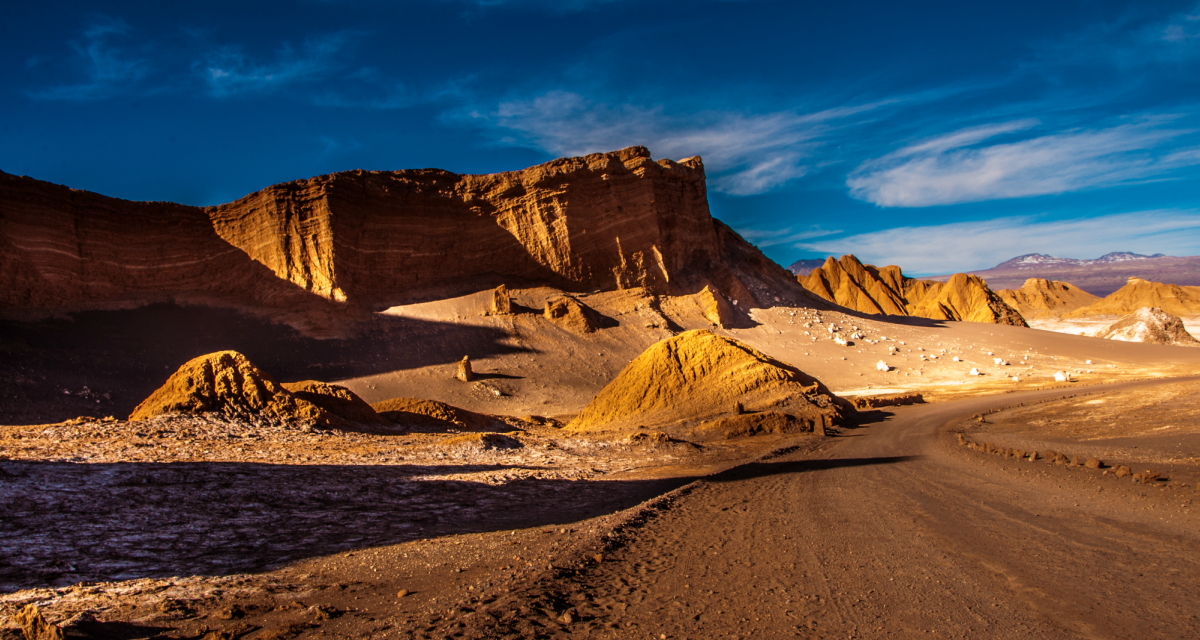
[789,252,1200,297]
[928,252,1200,296]
[786,259,828,276]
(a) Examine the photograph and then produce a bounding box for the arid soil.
[5,379,1200,639]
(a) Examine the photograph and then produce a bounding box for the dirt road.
[425,383,1200,639]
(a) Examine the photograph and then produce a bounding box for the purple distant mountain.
[928,252,1200,296]
[787,258,828,277]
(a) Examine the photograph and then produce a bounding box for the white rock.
[952,356,961,362]
[1085,359,1093,364]
[968,368,981,376]
[876,360,890,372]
[993,357,1004,365]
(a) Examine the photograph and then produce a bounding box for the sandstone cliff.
[1064,277,1200,319]
[1,147,813,322]
[996,278,1101,320]
[799,255,1027,326]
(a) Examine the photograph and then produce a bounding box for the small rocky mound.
[850,392,926,410]
[1094,307,1200,346]
[440,432,523,450]
[697,411,824,439]
[544,296,601,333]
[130,351,330,425]
[281,381,388,424]
[566,329,850,438]
[489,284,512,315]
[371,397,509,431]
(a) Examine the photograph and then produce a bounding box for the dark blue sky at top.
[4,0,1200,274]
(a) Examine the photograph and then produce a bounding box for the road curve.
[484,382,1200,639]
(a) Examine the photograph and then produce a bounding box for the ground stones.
[1085,458,1103,469]
[1114,465,1132,478]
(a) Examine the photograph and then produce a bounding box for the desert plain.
[3,148,1200,640]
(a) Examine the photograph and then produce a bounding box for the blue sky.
[4,0,1200,274]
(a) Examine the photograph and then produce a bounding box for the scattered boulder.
[1085,458,1103,469]
[490,285,512,315]
[1093,307,1200,346]
[876,360,890,372]
[129,351,335,426]
[968,368,981,376]
[1053,371,1072,382]
[544,296,602,334]
[1134,470,1161,484]
[566,329,849,438]
[456,356,475,382]
[1114,465,1132,478]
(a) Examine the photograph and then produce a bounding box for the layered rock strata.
[996,278,1101,320]
[2,147,810,320]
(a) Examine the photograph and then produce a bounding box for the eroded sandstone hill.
[566,329,850,439]
[1064,277,1200,319]
[0,147,815,324]
[996,278,1101,320]
[798,255,1027,326]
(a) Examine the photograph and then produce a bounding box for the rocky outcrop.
[281,380,388,424]
[1093,307,1200,346]
[1,148,813,320]
[1064,277,1200,319]
[129,351,366,427]
[371,397,508,431]
[799,255,1027,326]
[996,278,1101,320]
[695,285,736,328]
[566,330,850,438]
[543,296,601,334]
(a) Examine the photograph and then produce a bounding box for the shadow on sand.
[0,453,915,593]
[0,303,535,424]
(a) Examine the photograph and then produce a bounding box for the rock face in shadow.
[1,147,813,321]
[370,397,508,431]
[1094,307,1200,346]
[996,278,1101,320]
[566,329,850,438]
[799,255,1027,326]
[1063,277,1200,319]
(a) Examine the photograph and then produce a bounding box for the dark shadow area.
[0,303,535,425]
[0,453,918,593]
[0,460,690,593]
[65,619,173,640]
[471,372,525,381]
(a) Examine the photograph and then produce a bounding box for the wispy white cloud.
[847,117,1200,207]
[796,210,1200,275]
[197,34,347,97]
[738,225,842,248]
[29,18,150,101]
[463,90,908,195]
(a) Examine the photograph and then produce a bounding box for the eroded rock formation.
[996,278,1101,320]
[799,255,1027,326]
[128,351,386,427]
[566,330,850,438]
[2,148,813,324]
[1064,277,1200,319]
[1093,307,1200,346]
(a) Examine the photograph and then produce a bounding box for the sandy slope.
[335,287,1200,420]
